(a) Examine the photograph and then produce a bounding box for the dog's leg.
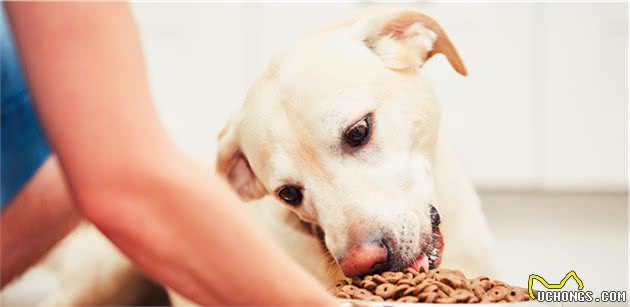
[35,224,152,307]
[432,130,499,278]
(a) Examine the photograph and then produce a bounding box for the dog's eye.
[277,185,303,206]
[344,117,370,147]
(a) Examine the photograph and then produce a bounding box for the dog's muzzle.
[301,204,444,276]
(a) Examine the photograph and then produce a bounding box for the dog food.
[332,268,532,304]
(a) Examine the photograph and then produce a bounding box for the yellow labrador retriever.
[172,6,496,305]
[2,7,495,306]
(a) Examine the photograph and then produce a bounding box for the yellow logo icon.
[528,270,584,299]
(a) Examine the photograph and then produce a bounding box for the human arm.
[5,2,334,305]
[1,157,80,286]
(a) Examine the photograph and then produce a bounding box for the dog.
[2,7,496,306]
[171,6,496,306]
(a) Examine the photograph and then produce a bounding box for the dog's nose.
[339,241,388,277]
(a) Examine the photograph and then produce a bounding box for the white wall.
[131,2,628,192]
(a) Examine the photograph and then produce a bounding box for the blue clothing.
[1,8,51,207]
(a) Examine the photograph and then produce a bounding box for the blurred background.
[134,2,627,192]
[2,2,628,306]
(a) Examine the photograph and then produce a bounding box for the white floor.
[480,191,628,306]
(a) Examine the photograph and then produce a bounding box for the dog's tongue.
[410,254,429,272]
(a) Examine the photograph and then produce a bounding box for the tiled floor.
[480,191,628,306]
[2,191,627,306]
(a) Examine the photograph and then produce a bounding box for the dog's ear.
[361,8,467,75]
[216,117,267,201]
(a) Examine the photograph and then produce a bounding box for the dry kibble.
[331,267,534,303]
[507,288,530,302]
[333,278,349,290]
[424,284,439,294]
[434,280,455,295]
[382,271,405,283]
[480,280,493,291]
[397,278,415,286]
[372,274,387,284]
[452,289,473,302]
[374,283,397,299]
[436,289,448,298]
[402,285,421,297]
[359,279,377,291]
[403,267,419,275]
[488,286,509,301]
[412,272,427,285]
[417,279,435,292]
[472,285,486,298]
[354,288,372,297]
[419,291,439,303]
[340,285,358,295]
[465,279,475,289]
[392,284,411,299]
[335,291,351,299]
[439,274,465,289]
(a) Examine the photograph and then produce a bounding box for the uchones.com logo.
[528,271,627,303]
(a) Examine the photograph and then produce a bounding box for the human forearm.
[88,155,333,305]
[1,157,80,286]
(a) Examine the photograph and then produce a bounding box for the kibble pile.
[332,268,532,304]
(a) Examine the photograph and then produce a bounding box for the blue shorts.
[1,8,51,208]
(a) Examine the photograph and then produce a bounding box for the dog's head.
[216,8,465,277]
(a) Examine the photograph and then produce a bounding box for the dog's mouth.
[302,204,444,273]
[410,224,444,272]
